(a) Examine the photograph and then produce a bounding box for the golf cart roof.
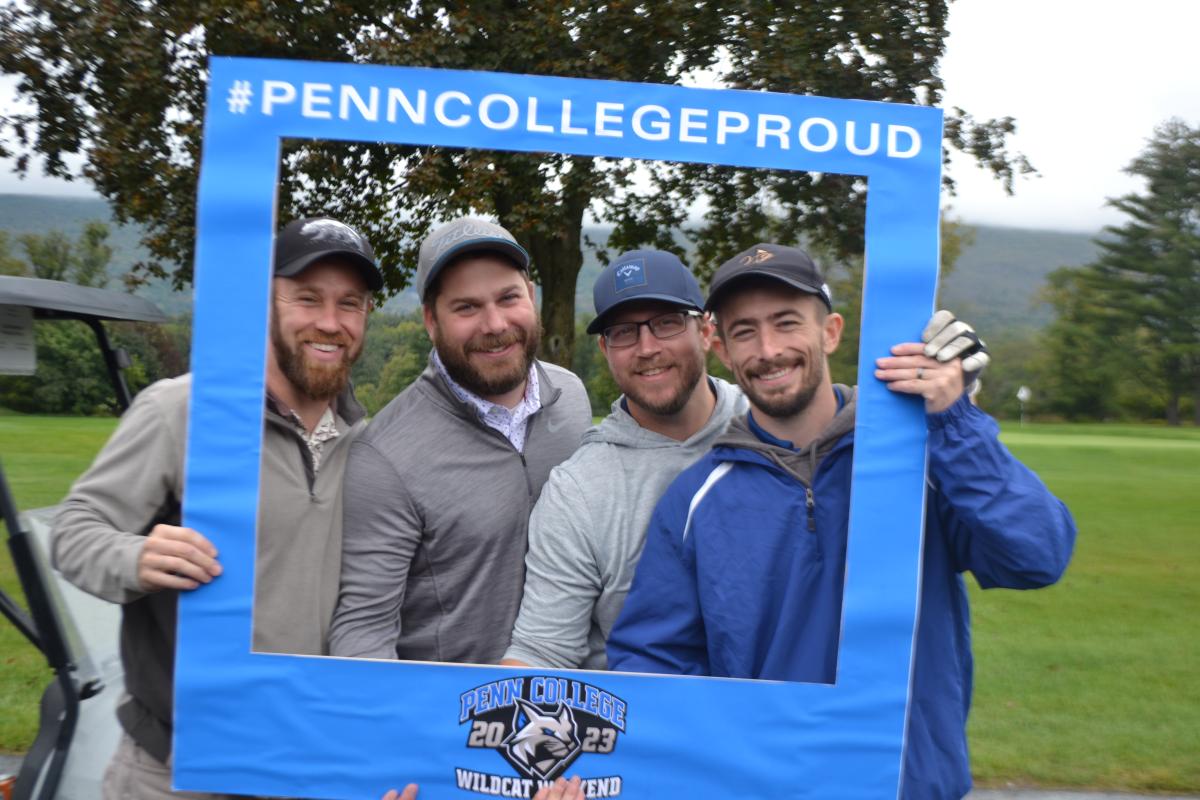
[0,275,168,323]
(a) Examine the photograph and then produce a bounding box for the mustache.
[465,328,525,354]
[631,357,673,373]
[303,332,350,348]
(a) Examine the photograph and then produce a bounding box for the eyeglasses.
[601,310,702,348]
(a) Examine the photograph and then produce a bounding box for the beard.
[619,348,706,417]
[434,320,542,400]
[737,352,825,420]
[270,317,360,402]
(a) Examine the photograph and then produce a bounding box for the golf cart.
[0,275,168,800]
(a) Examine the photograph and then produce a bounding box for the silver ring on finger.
[916,367,924,380]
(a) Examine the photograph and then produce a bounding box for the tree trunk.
[1166,392,1180,426]
[524,223,584,370]
[1194,373,1200,426]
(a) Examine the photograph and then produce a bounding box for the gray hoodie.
[503,377,747,670]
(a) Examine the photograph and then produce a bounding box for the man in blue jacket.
[607,243,1076,799]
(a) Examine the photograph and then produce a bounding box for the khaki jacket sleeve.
[51,382,186,604]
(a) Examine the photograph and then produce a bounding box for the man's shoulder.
[536,360,588,401]
[361,374,436,432]
[124,374,192,429]
[537,359,583,385]
[658,450,736,505]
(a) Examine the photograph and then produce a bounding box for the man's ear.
[422,303,437,341]
[698,313,716,354]
[823,311,845,355]
[711,329,733,371]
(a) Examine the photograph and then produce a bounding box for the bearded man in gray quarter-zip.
[51,217,382,799]
[329,218,591,664]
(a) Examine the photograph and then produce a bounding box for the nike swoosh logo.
[545,415,571,434]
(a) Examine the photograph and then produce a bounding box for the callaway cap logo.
[613,259,648,292]
[299,219,365,251]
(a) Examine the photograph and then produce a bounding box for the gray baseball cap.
[415,217,530,300]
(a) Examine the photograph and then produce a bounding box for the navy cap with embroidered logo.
[415,217,531,300]
[586,249,705,334]
[274,217,383,291]
[705,243,833,313]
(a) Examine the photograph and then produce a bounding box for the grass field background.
[1,414,1198,792]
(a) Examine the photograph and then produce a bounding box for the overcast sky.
[2,1,1198,233]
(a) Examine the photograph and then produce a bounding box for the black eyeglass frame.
[600,309,703,348]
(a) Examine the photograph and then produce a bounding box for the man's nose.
[633,323,662,355]
[757,326,785,359]
[480,302,508,333]
[313,301,342,332]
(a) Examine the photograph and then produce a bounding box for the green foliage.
[351,311,432,415]
[1036,119,1200,424]
[0,1,1032,370]
[571,321,620,417]
[0,220,115,286]
[0,315,188,416]
[0,231,27,276]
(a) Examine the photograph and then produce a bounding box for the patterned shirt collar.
[267,392,341,473]
[432,350,541,451]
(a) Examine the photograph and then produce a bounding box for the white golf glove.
[922,310,990,377]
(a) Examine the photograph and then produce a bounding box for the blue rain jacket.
[608,394,1076,799]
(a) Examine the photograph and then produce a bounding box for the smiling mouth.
[751,361,803,385]
[636,365,672,378]
[474,342,516,357]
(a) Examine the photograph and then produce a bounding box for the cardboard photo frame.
[178,56,943,798]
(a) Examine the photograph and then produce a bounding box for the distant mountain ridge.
[0,193,1100,337]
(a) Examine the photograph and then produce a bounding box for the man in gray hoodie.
[502,249,747,671]
[330,218,592,664]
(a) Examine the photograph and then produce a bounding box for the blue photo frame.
[179,57,943,799]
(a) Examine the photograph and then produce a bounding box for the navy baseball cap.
[586,249,705,334]
[705,243,832,313]
[415,217,530,301]
[275,217,383,291]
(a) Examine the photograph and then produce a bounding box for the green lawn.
[0,414,118,752]
[969,423,1200,792]
[0,416,1197,793]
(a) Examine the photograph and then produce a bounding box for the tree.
[0,1,1032,368]
[1043,120,1199,425]
[0,232,27,276]
[13,222,113,287]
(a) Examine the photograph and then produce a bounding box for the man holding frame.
[608,243,1076,798]
[52,217,381,798]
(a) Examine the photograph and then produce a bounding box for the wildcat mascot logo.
[457,676,626,798]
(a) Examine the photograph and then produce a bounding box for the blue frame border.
[179,57,943,799]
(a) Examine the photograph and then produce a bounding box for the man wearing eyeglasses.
[501,249,746,670]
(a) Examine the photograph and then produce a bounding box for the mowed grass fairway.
[1,415,1198,792]
[0,414,118,752]
[969,423,1200,792]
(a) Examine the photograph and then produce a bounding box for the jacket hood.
[715,384,857,487]
[581,376,743,450]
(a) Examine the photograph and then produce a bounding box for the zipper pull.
[805,487,816,532]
